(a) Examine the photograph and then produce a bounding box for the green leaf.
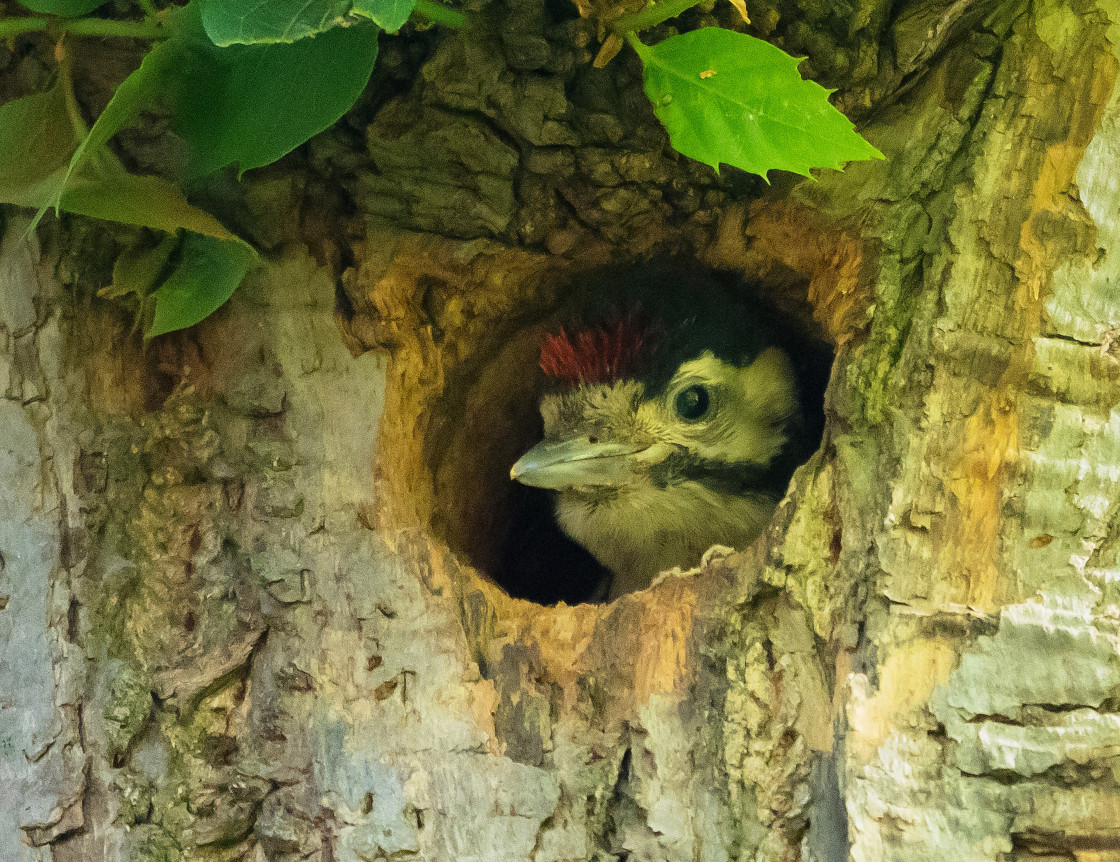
[199,0,352,45]
[148,234,258,337]
[353,0,415,32]
[0,81,81,208]
[0,75,240,240]
[16,0,107,15]
[199,0,415,45]
[57,2,378,188]
[102,234,179,302]
[0,40,258,337]
[631,28,883,180]
[60,157,239,240]
[51,10,189,218]
[170,15,380,177]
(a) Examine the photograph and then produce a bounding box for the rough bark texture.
[3,0,1120,861]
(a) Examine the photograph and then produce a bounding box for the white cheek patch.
[732,348,800,424]
[669,348,800,466]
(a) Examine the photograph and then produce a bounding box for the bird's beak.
[510,437,651,490]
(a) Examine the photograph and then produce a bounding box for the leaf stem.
[0,16,166,40]
[0,17,49,38]
[57,45,89,139]
[612,0,708,34]
[411,0,466,29]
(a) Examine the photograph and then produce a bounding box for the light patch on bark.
[0,221,86,857]
[839,3,1120,859]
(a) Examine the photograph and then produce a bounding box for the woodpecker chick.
[510,270,815,599]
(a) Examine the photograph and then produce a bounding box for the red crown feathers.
[539,315,660,387]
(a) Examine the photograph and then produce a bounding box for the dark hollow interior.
[428,263,835,606]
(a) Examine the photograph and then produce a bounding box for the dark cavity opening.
[427,261,833,606]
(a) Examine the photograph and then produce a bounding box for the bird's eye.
[674,384,710,421]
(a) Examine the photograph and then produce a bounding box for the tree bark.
[3,0,1120,861]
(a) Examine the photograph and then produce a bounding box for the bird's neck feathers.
[555,479,777,596]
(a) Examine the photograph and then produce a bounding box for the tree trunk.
[3,1,1120,861]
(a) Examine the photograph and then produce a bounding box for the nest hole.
[425,262,834,606]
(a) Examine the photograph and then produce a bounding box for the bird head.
[509,270,812,597]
